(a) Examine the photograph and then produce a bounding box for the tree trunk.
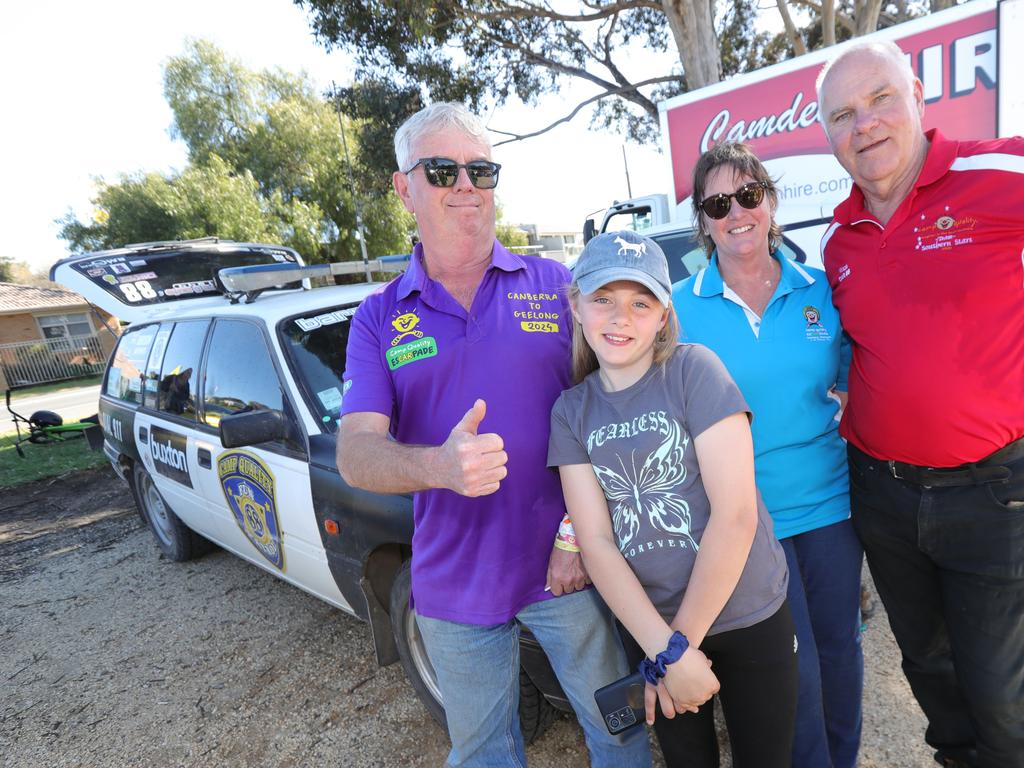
[661,0,721,88]
[776,0,808,55]
[854,0,884,36]
[821,0,837,46]
[930,0,954,11]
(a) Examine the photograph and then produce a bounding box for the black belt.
[886,436,1024,487]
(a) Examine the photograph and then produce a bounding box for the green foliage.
[0,256,15,282]
[496,222,528,248]
[59,40,414,264]
[298,0,680,144]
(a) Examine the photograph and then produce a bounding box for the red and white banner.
[662,5,998,204]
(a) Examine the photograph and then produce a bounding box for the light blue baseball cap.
[572,230,671,307]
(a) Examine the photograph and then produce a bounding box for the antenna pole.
[333,82,372,282]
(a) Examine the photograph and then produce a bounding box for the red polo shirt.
[822,130,1024,467]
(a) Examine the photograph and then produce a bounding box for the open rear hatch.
[50,239,304,324]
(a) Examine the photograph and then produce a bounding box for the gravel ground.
[1,466,936,767]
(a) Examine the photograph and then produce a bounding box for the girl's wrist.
[638,631,690,685]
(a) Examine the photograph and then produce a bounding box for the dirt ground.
[1,466,936,768]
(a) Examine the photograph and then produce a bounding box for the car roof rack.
[218,254,411,303]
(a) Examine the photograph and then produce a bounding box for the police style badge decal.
[218,451,285,571]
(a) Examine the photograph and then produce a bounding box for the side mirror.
[583,219,597,244]
[219,409,290,448]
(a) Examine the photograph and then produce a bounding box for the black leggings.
[620,601,798,768]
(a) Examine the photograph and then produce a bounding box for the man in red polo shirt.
[816,41,1024,768]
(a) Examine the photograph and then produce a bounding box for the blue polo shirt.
[672,253,850,539]
[341,241,573,624]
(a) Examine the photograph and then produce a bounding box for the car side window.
[105,325,158,404]
[202,320,298,449]
[157,320,210,421]
[143,324,173,409]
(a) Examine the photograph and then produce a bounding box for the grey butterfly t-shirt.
[547,344,788,636]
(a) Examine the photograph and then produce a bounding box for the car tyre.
[389,560,557,744]
[131,461,198,562]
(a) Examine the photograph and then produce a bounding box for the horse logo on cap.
[614,235,646,259]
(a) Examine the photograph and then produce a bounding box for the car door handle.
[139,426,148,444]
[197,448,211,469]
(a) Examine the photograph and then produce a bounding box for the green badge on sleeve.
[387,336,438,370]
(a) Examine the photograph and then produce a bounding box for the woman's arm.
[668,411,759,648]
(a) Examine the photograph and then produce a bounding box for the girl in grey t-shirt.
[547,231,796,768]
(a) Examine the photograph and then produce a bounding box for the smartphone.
[594,671,646,735]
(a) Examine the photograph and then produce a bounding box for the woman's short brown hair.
[690,142,783,256]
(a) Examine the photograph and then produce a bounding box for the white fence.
[0,334,108,387]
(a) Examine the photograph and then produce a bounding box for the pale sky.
[0,0,671,274]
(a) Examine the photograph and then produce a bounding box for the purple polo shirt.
[340,241,573,624]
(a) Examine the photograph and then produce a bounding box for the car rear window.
[105,324,159,404]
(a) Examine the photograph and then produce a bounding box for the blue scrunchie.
[638,631,690,685]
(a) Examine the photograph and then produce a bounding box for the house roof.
[0,282,89,315]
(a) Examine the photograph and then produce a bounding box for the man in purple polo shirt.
[336,103,650,768]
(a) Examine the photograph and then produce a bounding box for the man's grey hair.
[393,102,493,172]
[815,40,917,134]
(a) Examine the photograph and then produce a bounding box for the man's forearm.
[337,430,442,494]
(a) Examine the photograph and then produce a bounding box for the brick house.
[0,282,120,390]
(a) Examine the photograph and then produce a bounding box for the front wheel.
[130,462,198,562]
[389,560,557,744]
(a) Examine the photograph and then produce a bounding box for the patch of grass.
[0,432,108,489]
[7,375,103,401]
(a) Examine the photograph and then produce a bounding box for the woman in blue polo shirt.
[672,142,863,768]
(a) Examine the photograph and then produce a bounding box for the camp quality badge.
[803,306,821,327]
[218,451,285,571]
[387,337,438,370]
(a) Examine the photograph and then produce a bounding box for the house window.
[37,312,93,340]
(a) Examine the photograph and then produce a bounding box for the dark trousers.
[781,520,864,768]
[847,444,1024,768]
[620,601,798,768]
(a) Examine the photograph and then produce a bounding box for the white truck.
[587,0,1024,283]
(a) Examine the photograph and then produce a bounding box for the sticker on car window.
[317,387,343,414]
[294,307,358,332]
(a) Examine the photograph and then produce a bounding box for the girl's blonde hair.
[567,282,681,385]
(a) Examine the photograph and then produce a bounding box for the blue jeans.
[781,519,864,768]
[416,589,652,768]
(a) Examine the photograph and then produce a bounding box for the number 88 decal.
[118,280,157,302]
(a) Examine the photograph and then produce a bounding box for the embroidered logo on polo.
[387,337,438,369]
[803,305,832,342]
[914,206,977,252]
[507,290,561,333]
[218,451,285,571]
[390,310,424,346]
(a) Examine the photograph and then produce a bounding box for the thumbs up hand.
[440,399,508,496]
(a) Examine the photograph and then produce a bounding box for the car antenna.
[332,82,372,284]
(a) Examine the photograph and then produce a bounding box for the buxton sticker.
[218,451,285,571]
[387,337,438,370]
[150,426,192,488]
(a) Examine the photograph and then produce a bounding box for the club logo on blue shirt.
[803,305,832,342]
[218,451,285,571]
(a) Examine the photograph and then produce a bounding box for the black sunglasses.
[402,157,502,189]
[699,181,769,219]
